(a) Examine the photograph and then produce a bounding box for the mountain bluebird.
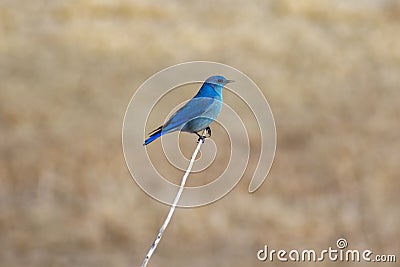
[144,75,233,145]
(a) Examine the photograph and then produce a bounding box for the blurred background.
[1,0,399,266]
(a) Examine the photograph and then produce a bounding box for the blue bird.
[144,75,234,145]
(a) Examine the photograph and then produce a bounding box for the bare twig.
[140,131,206,267]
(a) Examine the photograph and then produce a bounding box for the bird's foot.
[196,127,211,143]
[197,135,206,143]
[196,132,207,143]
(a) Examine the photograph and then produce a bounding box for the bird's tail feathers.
[148,126,163,135]
[143,126,163,146]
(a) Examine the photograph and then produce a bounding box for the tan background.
[1,0,399,266]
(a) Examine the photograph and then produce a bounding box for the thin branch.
[140,132,206,267]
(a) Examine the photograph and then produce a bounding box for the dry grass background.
[1,0,400,266]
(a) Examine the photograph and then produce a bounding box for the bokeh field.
[1,0,399,266]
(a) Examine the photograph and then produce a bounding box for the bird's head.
[205,75,234,87]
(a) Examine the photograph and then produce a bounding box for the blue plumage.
[144,75,233,145]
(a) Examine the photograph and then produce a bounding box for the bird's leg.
[205,127,211,138]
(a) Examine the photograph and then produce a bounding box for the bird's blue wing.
[162,97,219,133]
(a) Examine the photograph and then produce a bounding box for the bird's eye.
[218,79,223,82]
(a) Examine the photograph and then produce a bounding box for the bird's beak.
[226,79,235,83]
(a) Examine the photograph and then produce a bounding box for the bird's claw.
[205,127,212,138]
